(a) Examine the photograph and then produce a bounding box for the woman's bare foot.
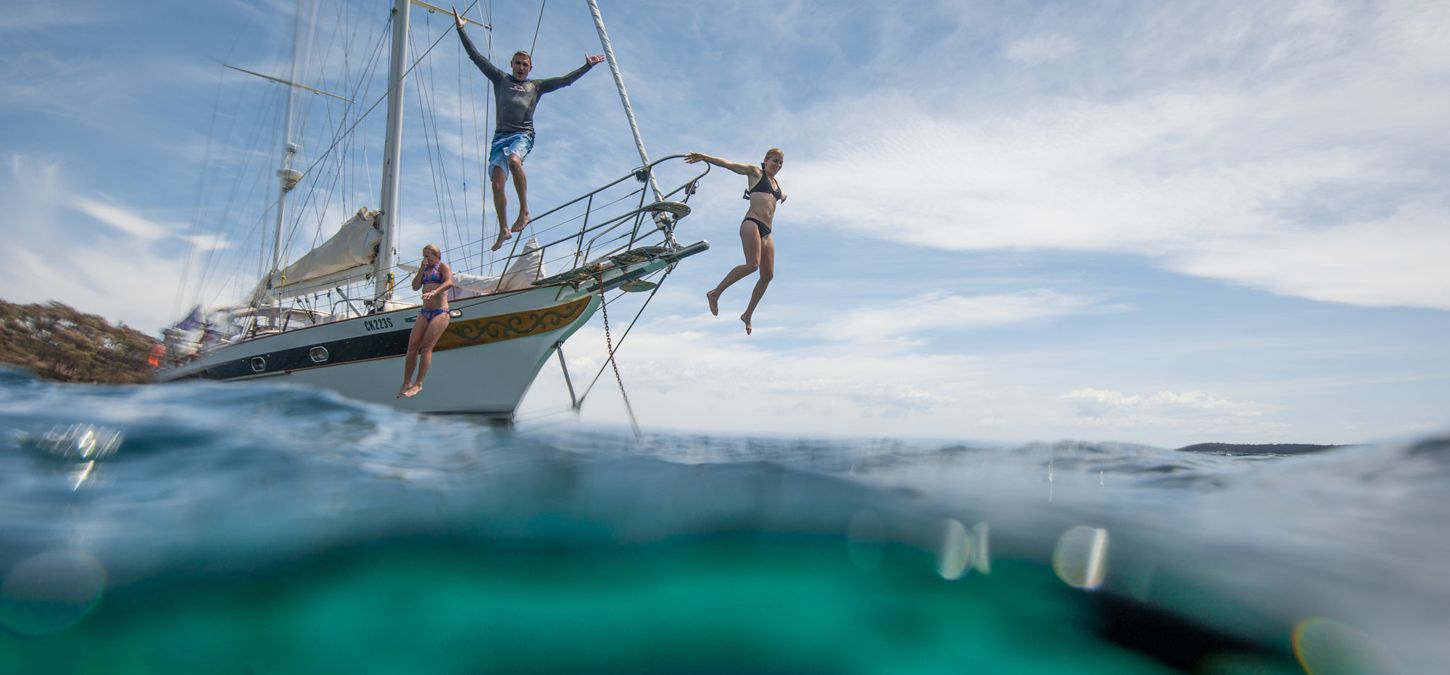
[706,290,720,316]
[403,383,422,398]
[741,313,752,335]
[490,230,512,252]
[509,210,530,233]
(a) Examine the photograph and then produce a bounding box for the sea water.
[1,365,1446,674]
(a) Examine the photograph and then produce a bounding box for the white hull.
[157,285,599,416]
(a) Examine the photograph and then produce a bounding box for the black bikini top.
[743,168,782,201]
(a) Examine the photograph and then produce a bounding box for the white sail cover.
[450,239,548,299]
[249,207,382,304]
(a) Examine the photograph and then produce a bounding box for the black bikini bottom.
[744,217,771,238]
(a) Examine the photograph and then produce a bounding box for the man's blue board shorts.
[488,131,535,175]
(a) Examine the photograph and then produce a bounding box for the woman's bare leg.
[399,350,419,397]
[740,236,775,335]
[708,221,762,315]
[404,313,451,397]
[399,320,427,397]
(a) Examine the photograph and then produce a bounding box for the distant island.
[1175,442,1345,455]
[0,299,155,384]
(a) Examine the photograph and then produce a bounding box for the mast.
[266,0,313,310]
[373,0,412,309]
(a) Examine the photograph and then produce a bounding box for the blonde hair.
[764,147,784,161]
[422,243,441,258]
[512,50,531,63]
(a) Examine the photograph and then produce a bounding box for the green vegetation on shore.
[0,300,155,384]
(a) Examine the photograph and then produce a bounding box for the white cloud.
[180,234,234,252]
[1064,387,1263,421]
[520,320,1319,447]
[7,153,64,219]
[1,154,244,330]
[780,1,1450,311]
[2,231,189,332]
[828,290,1128,349]
[0,4,107,32]
[1167,202,1450,309]
[541,322,976,426]
[74,198,174,240]
[0,51,126,119]
[1003,36,1078,64]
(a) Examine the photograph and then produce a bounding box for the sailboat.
[156,0,709,417]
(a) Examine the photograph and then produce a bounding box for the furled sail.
[249,207,382,305]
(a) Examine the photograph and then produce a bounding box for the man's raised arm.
[453,7,504,83]
[535,54,605,94]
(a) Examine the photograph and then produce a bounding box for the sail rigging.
[161,0,710,419]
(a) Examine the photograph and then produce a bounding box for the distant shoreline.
[1174,442,1345,455]
[0,299,155,384]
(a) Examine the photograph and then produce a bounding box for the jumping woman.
[685,148,787,335]
[399,244,454,398]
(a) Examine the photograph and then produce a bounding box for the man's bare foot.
[396,387,409,399]
[403,383,422,398]
[491,230,512,252]
[741,314,752,335]
[509,210,529,233]
[706,290,720,316]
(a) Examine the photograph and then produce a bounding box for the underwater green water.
[4,536,1307,674]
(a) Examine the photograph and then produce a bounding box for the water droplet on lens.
[936,518,972,580]
[0,549,108,636]
[1052,526,1109,590]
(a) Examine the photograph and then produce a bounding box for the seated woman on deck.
[686,148,787,335]
[399,244,454,398]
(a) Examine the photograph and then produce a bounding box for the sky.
[2,0,1447,448]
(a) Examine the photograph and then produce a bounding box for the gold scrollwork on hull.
[433,296,592,352]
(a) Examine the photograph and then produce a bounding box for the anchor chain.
[596,273,641,438]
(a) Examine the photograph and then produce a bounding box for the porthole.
[250,356,267,373]
[309,346,329,364]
